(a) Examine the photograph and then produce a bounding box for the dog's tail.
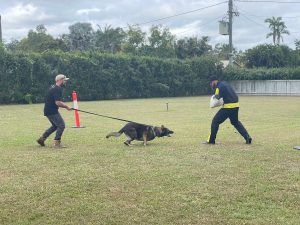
[106,131,122,138]
[106,127,126,138]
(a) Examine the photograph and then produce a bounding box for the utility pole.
[228,0,233,66]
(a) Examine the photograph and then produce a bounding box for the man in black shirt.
[37,74,72,148]
[204,76,252,144]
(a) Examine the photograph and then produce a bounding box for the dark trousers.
[209,107,250,143]
[42,113,65,140]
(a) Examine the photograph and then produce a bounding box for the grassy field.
[0,96,299,225]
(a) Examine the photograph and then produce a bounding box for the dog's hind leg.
[106,132,122,138]
[124,134,133,146]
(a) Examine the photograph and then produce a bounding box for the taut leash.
[71,108,137,123]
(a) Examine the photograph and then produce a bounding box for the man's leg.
[49,113,65,141]
[42,117,58,139]
[229,108,252,144]
[207,108,229,143]
[46,113,66,148]
[37,117,57,146]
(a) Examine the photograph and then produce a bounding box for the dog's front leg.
[143,133,147,146]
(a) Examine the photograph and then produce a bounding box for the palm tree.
[265,17,290,45]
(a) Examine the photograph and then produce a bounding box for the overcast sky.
[1,0,299,51]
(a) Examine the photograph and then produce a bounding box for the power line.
[173,15,225,36]
[137,1,227,26]
[237,8,300,34]
[236,0,300,3]
[239,13,269,28]
[238,13,298,44]
[121,1,227,30]
[240,13,300,32]
[238,8,300,18]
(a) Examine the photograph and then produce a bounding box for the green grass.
[0,96,299,225]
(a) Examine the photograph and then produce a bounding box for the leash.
[71,108,139,124]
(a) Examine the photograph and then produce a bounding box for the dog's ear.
[161,125,165,128]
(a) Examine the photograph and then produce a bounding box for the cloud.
[1,3,56,41]
[1,0,299,50]
[4,3,37,18]
[2,27,30,42]
[171,20,202,37]
[3,3,54,27]
[77,8,101,15]
[46,22,72,38]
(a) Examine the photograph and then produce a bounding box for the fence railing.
[230,80,300,96]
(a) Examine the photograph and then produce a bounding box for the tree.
[36,24,47,34]
[213,43,237,60]
[67,22,95,51]
[146,25,176,58]
[11,24,68,52]
[122,25,146,55]
[94,25,126,53]
[175,36,212,59]
[244,44,293,68]
[5,39,20,52]
[265,17,290,45]
[295,39,300,50]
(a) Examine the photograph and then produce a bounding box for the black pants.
[208,107,250,143]
[42,113,65,141]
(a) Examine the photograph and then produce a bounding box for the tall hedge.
[223,66,300,81]
[0,50,221,104]
[2,50,300,104]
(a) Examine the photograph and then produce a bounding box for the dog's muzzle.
[168,131,174,137]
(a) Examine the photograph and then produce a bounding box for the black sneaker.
[202,141,215,145]
[246,137,252,144]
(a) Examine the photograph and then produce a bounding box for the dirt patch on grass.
[0,170,12,182]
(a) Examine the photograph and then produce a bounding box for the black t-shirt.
[44,85,63,116]
[215,81,239,104]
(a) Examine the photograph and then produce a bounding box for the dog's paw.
[124,141,131,146]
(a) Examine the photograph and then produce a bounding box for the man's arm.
[55,101,72,111]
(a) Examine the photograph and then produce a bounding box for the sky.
[1,0,300,51]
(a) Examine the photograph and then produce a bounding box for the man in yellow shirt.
[204,76,252,144]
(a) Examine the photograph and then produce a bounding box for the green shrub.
[223,66,300,81]
[2,50,299,104]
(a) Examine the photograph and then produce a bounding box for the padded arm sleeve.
[214,88,220,99]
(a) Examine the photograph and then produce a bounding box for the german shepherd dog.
[106,122,174,146]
